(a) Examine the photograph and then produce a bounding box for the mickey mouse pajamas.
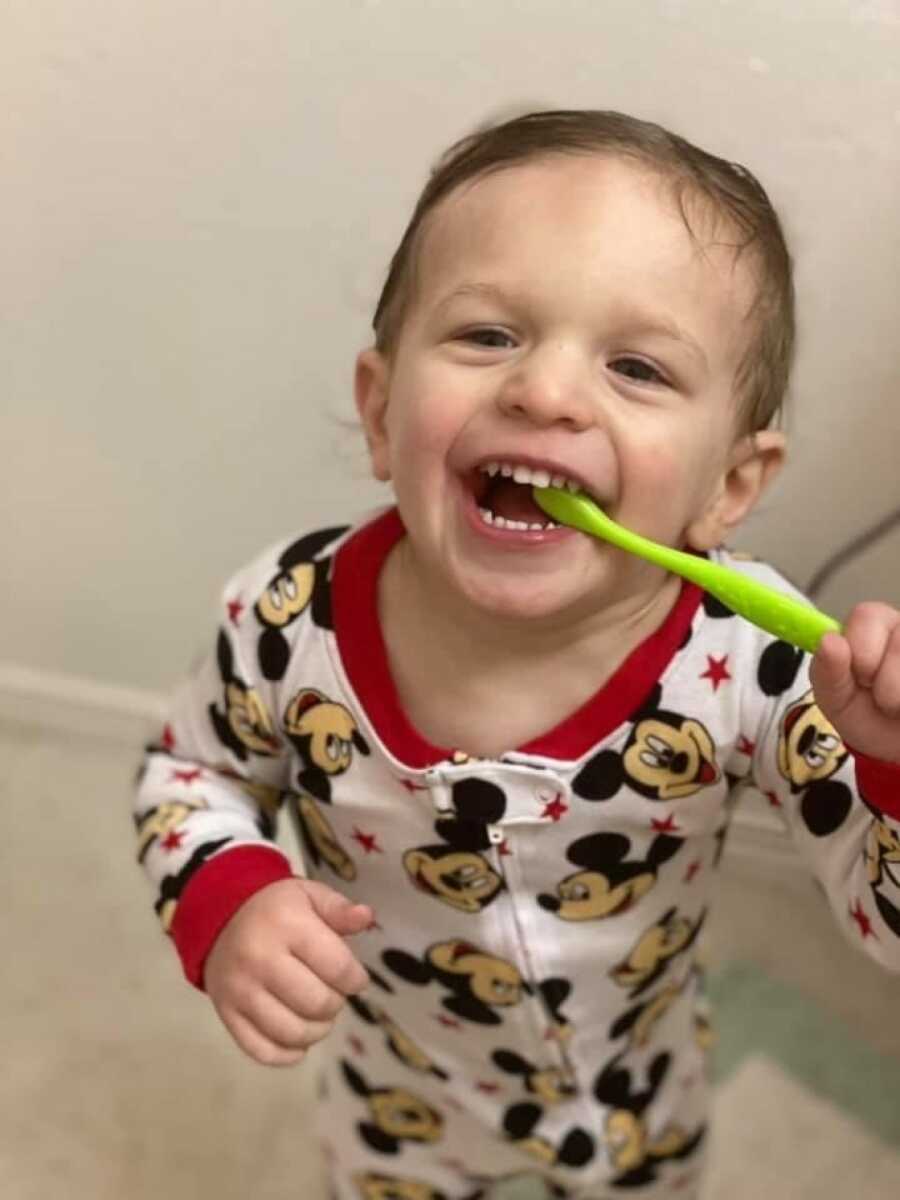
[135,508,900,1199]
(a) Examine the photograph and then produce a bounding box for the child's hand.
[203,877,373,1067]
[810,602,900,764]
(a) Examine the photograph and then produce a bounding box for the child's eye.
[610,356,668,385]
[459,327,515,349]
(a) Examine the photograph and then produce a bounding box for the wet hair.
[371,109,795,432]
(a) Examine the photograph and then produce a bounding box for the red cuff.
[854,752,900,822]
[170,844,295,990]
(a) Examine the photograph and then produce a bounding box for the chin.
[457,573,589,625]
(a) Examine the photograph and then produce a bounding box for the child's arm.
[135,533,371,1063]
[750,601,900,968]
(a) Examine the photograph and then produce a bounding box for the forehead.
[413,154,755,355]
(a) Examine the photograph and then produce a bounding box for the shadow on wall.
[806,505,900,602]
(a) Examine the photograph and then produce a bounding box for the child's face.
[357,154,782,624]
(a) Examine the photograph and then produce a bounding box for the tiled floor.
[3,715,900,1199]
[705,1055,900,1197]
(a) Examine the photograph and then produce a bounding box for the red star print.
[227,596,244,626]
[765,791,782,808]
[738,735,755,756]
[171,767,203,785]
[497,839,512,857]
[684,860,702,884]
[434,1014,462,1030]
[541,794,569,822]
[850,900,876,940]
[652,814,680,835]
[347,1035,365,1055]
[161,830,185,852]
[475,1080,501,1094]
[700,654,731,691]
[352,828,383,854]
[400,779,429,794]
[161,724,176,751]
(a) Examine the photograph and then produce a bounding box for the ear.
[686,430,785,551]
[354,348,392,482]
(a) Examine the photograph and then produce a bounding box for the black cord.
[806,506,900,600]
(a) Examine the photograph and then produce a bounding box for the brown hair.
[371,109,795,432]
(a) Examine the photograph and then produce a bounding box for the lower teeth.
[478,508,557,532]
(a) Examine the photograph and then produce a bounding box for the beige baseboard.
[0,662,168,747]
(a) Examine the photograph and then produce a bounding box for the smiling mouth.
[471,462,587,531]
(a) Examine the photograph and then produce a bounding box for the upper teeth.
[475,461,584,532]
[480,462,581,492]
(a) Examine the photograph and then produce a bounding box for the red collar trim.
[332,508,702,768]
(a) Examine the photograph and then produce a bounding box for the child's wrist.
[170,844,295,989]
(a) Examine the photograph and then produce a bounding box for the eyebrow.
[434,282,513,314]
[434,283,709,369]
[614,307,709,370]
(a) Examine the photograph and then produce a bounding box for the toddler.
[135,110,900,1200]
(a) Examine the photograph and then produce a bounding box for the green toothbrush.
[533,487,842,654]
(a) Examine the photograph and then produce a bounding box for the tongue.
[486,479,547,524]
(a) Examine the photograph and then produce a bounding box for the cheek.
[385,365,449,447]
[622,444,684,514]
[622,428,725,521]
[634,446,682,488]
[385,380,472,485]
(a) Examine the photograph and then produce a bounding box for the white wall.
[3,0,899,696]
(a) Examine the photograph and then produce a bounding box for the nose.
[495,342,595,431]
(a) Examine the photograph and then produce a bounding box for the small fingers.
[288,925,370,998]
[842,602,897,689]
[266,954,347,1023]
[811,632,854,715]
[872,620,900,718]
[221,1008,306,1067]
[225,998,333,1066]
[303,880,375,937]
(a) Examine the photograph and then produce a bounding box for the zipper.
[490,821,578,1085]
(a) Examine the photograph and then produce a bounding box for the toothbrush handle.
[533,488,842,654]
[698,569,842,654]
[613,535,842,654]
